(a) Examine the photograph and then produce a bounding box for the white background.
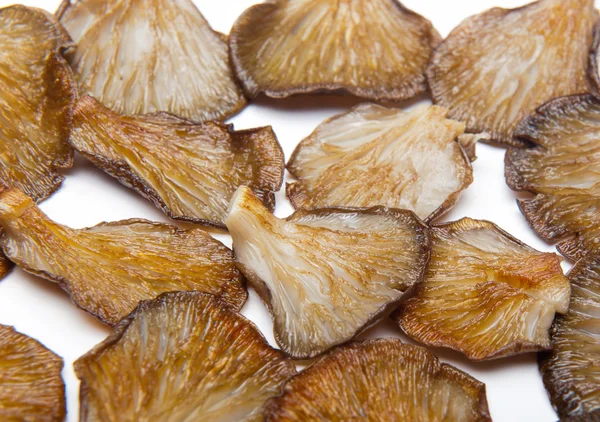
[0,0,578,420]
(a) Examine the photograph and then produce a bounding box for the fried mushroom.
[0,325,65,421]
[263,339,491,422]
[428,0,597,147]
[287,104,475,221]
[75,291,296,422]
[0,188,246,325]
[505,94,600,261]
[394,218,570,360]
[229,0,440,101]
[69,96,284,228]
[226,186,430,359]
[0,5,76,201]
[56,0,246,122]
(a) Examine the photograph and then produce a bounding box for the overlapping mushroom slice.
[75,291,296,422]
[0,5,76,201]
[0,188,246,325]
[539,253,600,420]
[226,186,430,359]
[506,94,600,261]
[0,325,65,421]
[287,104,475,221]
[394,218,570,360]
[263,339,491,422]
[56,0,245,122]
[229,0,440,101]
[69,96,284,228]
[427,0,597,147]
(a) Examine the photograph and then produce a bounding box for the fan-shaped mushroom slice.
[0,5,76,201]
[505,94,600,261]
[264,339,491,422]
[229,0,440,101]
[539,253,600,420]
[287,104,475,221]
[69,96,284,228]
[56,0,245,122]
[0,325,65,421]
[76,291,296,422]
[226,186,429,359]
[0,188,246,325]
[394,218,570,360]
[428,0,597,147]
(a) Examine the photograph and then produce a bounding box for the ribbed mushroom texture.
[68,96,284,228]
[226,186,430,359]
[505,94,600,261]
[394,218,570,360]
[56,0,246,122]
[0,5,76,201]
[263,339,491,422]
[287,104,475,221]
[0,325,65,421]
[229,0,440,101]
[428,0,597,147]
[75,292,296,422]
[0,188,246,325]
[539,253,600,420]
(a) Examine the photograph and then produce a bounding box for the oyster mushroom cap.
[226,186,430,359]
[229,0,440,101]
[0,188,246,325]
[57,0,246,122]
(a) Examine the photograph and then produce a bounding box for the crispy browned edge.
[538,253,600,422]
[392,217,559,361]
[0,324,66,422]
[427,4,598,148]
[229,0,441,101]
[69,96,284,230]
[1,216,247,326]
[285,104,473,223]
[74,291,296,421]
[263,338,492,421]
[234,206,431,359]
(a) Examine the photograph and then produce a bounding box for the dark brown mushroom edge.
[263,339,492,422]
[0,5,76,201]
[229,0,441,101]
[56,0,246,122]
[225,186,430,359]
[394,218,570,361]
[539,252,600,420]
[428,0,597,147]
[75,291,296,421]
[0,188,247,325]
[0,325,65,421]
[287,104,478,222]
[68,96,284,228]
[505,94,600,261]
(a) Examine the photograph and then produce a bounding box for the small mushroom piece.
[0,325,65,421]
[428,0,598,147]
[57,0,246,122]
[69,96,284,228]
[263,339,491,422]
[75,292,296,422]
[226,186,430,359]
[539,253,600,420]
[0,188,246,325]
[0,5,76,201]
[505,94,600,261]
[229,0,440,101]
[394,218,570,360]
[287,104,475,222]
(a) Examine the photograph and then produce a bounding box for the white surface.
[0,0,574,421]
